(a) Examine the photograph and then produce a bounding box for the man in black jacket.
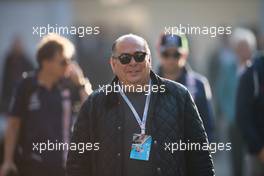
[236,52,264,175]
[66,34,215,176]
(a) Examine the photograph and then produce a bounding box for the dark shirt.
[9,74,73,167]
[120,91,154,176]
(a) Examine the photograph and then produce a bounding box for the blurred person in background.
[215,27,257,176]
[236,52,264,176]
[157,33,215,142]
[61,61,93,120]
[1,36,34,113]
[0,33,92,176]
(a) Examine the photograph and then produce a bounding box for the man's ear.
[181,52,189,60]
[148,54,152,67]
[148,55,151,63]
[110,57,116,74]
[178,52,188,67]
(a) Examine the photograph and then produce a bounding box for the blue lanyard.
[119,80,151,134]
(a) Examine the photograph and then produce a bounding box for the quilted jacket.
[66,71,215,176]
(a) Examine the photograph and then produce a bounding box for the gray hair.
[230,27,257,52]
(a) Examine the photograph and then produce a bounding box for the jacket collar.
[104,70,168,108]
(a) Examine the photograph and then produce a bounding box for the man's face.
[44,51,70,80]
[159,47,186,74]
[235,41,252,63]
[110,38,151,85]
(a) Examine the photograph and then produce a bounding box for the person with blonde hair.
[1,33,91,176]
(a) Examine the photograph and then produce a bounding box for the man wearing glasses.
[157,34,214,142]
[67,34,214,176]
[1,33,91,176]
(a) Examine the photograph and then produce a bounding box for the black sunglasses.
[161,51,181,60]
[114,51,147,64]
